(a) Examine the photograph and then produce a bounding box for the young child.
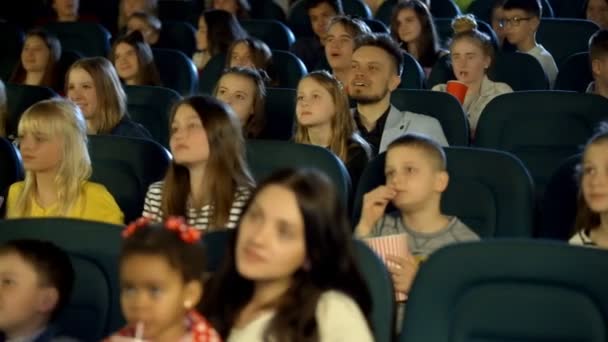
[105,217,221,341]
[294,70,372,189]
[502,0,558,86]
[125,11,162,46]
[142,95,254,230]
[355,133,479,296]
[324,16,372,86]
[432,15,512,135]
[213,67,267,139]
[201,169,373,341]
[5,99,124,224]
[587,29,608,99]
[0,239,75,341]
[193,10,247,72]
[110,30,162,86]
[587,0,608,29]
[118,0,158,33]
[570,124,608,248]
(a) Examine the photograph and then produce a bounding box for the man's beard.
[349,85,390,105]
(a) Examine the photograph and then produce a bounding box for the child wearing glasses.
[502,0,558,87]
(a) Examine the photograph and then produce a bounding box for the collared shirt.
[353,105,391,154]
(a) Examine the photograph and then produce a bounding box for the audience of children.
[66,57,151,138]
[125,11,162,46]
[105,217,221,341]
[349,33,448,154]
[390,0,447,76]
[0,239,75,341]
[570,124,608,248]
[324,16,372,86]
[291,0,343,71]
[5,99,124,224]
[432,15,513,135]
[587,29,608,98]
[142,95,254,230]
[502,0,558,86]
[9,29,63,93]
[294,70,372,189]
[214,67,267,139]
[201,168,374,341]
[110,30,162,87]
[194,10,248,72]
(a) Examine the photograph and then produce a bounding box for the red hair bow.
[122,216,202,244]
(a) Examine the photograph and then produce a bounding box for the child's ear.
[435,170,449,192]
[592,59,602,77]
[37,287,59,314]
[183,280,203,310]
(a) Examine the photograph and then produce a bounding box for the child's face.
[21,36,51,74]
[213,0,238,15]
[123,0,148,18]
[19,129,64,174]
[592,55,608,86]
[170,104,210,167]
[67,67,98,119]
[582,141,608,214]
[114,42,140,84]
[229,42,255,68]
[451,38,490,85]
[0,252,54,337]
[126,17,157,45]
[324,23,356,71]
[215,74,256,125]
[502,8,538,47]
[236,185,306,284]
[120,254,201,340]
[308,2,336,40]
[196,17,208,51]
[384,145,447,211]
[296,77,336,130]
[587,0,608,29]
[395,8,422,44]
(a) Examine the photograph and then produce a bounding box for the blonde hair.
[14,99,92,217]
[450,14,495,62]
[0,79,6,137]
[294,71,371,163]
[67,57,126,134]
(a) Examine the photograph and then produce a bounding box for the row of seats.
[0,133,587,240]
[0,218,605,342]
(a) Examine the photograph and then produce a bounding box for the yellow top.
[5,181,124,225]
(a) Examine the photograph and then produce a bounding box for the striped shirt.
[142,181,251,230]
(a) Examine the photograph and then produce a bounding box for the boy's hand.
[356,186,396,236]
[386,254,419,295]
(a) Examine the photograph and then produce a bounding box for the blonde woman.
[66,57,151,138]
[295,70,372,187]
[5,99,124,224]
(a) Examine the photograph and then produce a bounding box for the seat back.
[250,0,287,21]
[246,139,351,206]
[259,87,296,140]
[537,18,599,67]
[240,19,295,50]
[555,52,593,92]
[152,48,199,96]
[400,52,425,89]
[56,49,84,92]
[475,91,608,198]
[43,22,111,57]
[353,239,395,342]
[287,0,371,37]
[363,18,388,33]
[125,85,182,148]
[400,240,608,342]
[0,137,24,216]
[269,50,307,88]
[5,83,58,138]
[199,52,226,95]
[0,218,124,338]
[390,89,469,146]
[156,20,197,57]
[547,0,585,18]
[0,20,24,80]
[88,135,171,222]
[539,153,581,240]
[158,0,201,26]
[353,147,535,238]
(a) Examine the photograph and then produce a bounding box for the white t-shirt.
[525,44,559,88]
[227,291,373,342]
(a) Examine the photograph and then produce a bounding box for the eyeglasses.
[498,17,533,28]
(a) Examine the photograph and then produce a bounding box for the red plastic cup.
[446,80,469,104]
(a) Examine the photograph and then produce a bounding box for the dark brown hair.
[161,95,255,229]
[202,9,248,57]
[10,28,62,91]
[109,30,161,86]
